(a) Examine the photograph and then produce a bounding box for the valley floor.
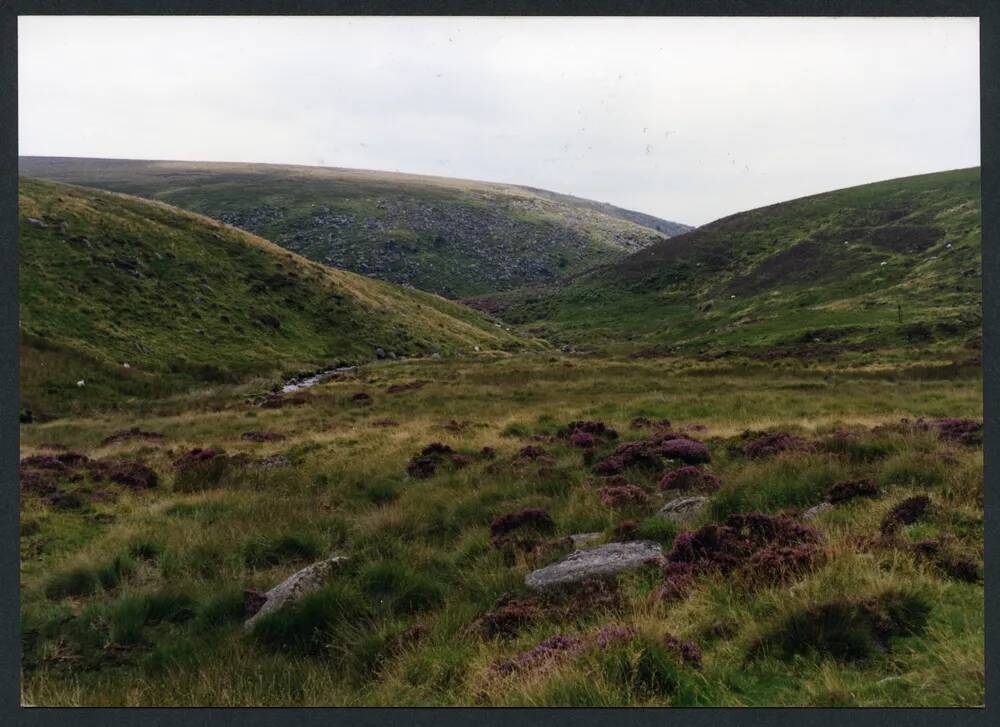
[19,354,984,707]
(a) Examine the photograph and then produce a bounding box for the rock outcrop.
[524,541,663,591]
[243,556,349,629]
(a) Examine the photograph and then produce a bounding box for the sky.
[18,16,980,226]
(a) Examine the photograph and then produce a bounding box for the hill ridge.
[19,176,531,416]
[470,167,981,359]
[18,156,691,298]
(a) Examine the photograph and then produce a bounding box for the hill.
[17,157,692,298]
[18,177,530,417]
[471,168,982,358]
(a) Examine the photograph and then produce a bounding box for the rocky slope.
[18,157,691,298]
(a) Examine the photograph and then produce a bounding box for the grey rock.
[569,532,603,548]
[657,496,710,523]
[802,502,834,521]
[374,347,386,359]
[524,541,663,592]
[244,556,349,630]
[26,217,48,228]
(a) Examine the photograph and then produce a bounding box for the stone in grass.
[243,556,349,630]
[802,502,834,521]
[656,496,710,523]
[524,541,663,592]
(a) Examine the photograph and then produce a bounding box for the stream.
[280,365,357,393]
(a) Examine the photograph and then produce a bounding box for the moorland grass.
[19,354,983,706]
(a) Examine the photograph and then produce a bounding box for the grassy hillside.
[18,157,691,298]
[475,169,981,358]
[19,177,530,417]
[20,354,982,706]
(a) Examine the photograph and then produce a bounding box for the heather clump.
[389,623,429,654]
[406,457,437,479]
[465,594,544,639]
[513,445,552,463]
[751,589,932,662]
[241,431,287,443]
[880,495,932,535]
[910,539,981,583]
[827,478,879,504]
[20,468,58,495]
[386,380,428,394]
[593,623,637,647]
[592,440,663,476]
[659,466,720,492]
[658,438,711,465]
[558,420,619,447]
[421,442,454,457]
[19,452,88,494]
[663,633,703,669]
[876,417,982,446]
[100,427,165,446]
[612,520,640,541]
[172,448,226,469]
[630,417,671,430]
[488,634,584,678]
[490,508,556,539]
[598,484,651,510]
[90,460,159,491]
[172,449,242,492]
[742,544,825,586]
[658,512,822,600]
[919,417,982,446]
[20,452,158,495]
[21,451,90,476]
[738,431,810,459]
[405,442,460,479]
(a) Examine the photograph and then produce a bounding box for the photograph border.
[1,1,994,725]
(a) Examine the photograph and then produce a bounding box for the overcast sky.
[19,16,979,226]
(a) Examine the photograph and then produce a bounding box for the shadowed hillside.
[471,168,981,359]
[19,177,531,417]
[18,157,692,298]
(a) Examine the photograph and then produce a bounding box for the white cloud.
[18,16,979,225]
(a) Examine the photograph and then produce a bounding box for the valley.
[17,164,983,708]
